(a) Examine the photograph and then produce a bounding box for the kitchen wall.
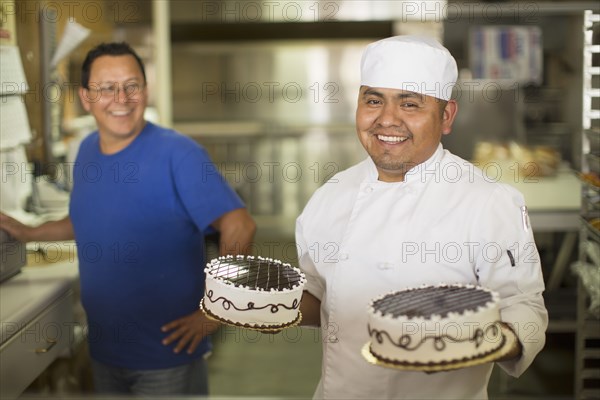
[162,2,590,232]
[170,40,372,229]
[16,0,592,227]
[171,40,365,125]
[165,2,444,229]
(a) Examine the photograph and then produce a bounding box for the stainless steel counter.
[499,166,581,230]
[500,168,581,295]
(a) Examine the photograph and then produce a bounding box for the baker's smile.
[376,134,409,143]
[109,110,133,116]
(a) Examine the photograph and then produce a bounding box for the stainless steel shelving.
[575,9,600,400]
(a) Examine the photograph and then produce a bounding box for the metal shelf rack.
[575,9,600,400]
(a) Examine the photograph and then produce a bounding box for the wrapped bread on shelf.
[580,172,600,188]
[472,141,561,178]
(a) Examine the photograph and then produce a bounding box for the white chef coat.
[296,144,548,400]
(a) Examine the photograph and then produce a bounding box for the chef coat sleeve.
[295,214,325,301]
[472,183,548,377]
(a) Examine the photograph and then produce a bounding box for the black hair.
[81,42,146,89]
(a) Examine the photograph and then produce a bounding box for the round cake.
[367,283,504,366]
[202,255,306,329]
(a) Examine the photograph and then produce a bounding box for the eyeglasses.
[86,82,146,98]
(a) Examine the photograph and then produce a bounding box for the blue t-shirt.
[69,122,243,369]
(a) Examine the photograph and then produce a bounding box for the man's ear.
[78,86,91,112]
[441,100,458,136]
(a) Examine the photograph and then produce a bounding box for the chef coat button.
[364,186,373,193]
[328,335,339,343]
[339,253,349,261]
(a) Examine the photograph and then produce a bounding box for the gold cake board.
[362,323,517,372]
[199,298,302,334]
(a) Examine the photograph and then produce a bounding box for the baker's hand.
[494,321,523,362]
[161,309,220,354]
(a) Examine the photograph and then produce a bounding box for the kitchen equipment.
[0,229,26,283]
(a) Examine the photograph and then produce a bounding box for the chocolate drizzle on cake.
[205,289,300,312]
[373,285,493,319]
[209,256,303,291]
[367,323,500,352]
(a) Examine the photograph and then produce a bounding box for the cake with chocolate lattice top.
[367,283,505,366]
[202,255,306,329]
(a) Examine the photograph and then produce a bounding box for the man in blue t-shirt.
[0,42,256,395]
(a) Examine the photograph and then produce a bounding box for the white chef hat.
[360,35,458,101]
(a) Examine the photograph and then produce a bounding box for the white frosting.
[367,283,503,364]
[203,255,306,327]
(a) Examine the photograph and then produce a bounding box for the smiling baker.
[0,42,256,396]
[295,35,548,399]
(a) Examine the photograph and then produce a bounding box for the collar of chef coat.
[364,143,445,184]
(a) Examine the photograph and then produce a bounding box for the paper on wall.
[0,95,32,149]
[50,19,91,69]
